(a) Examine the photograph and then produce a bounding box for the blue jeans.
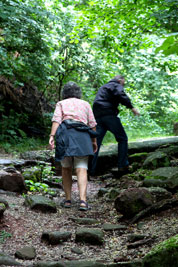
[89,115,129,175]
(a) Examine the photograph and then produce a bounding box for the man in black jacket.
[89,75,140,177]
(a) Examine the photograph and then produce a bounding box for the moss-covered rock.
[0,203,6,217]
[151,167,178,180]
[143,151,170,169]
[75,228,104,245]
[142,234,178,267]
[114,187,154,219]
[129,152,148,164]
[22,166,42,182]
[24,195,57,213]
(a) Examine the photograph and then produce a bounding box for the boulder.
[147,187,172,202]
[142,234,178,267]
[15,246,36,260]
[151,167,178,180]
[102,223,127,231]
[75,228,104,245]
[33,260,105,267]
[71,247,83,255]
[129,152,148,164]
[114,187,154,219]
[31,261,65,267]
[143,179,167,188]
[157,144,178,157]
[143,151,170,169]
[107,188,120,200]
[0,203,6,217]
[0,252,22,266]
[24,195,57,213]
[0,159,39,169]
[20,150,54,162]
[0,168,27,193]
[41,231,72,245]
[22,166,42,182]
[143,167,178,190]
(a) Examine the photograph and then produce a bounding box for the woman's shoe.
[60,200,71,208]
[79,200,91,211]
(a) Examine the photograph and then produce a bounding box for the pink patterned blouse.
[52,98,97,128]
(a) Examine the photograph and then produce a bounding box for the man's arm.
[91,126,98,153]
[114,84,133,109]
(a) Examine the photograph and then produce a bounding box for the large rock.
[102,223,127,231]
[142,234,178,267]
[0,168,27,193]
[41,231,72,245]
[75,228,104,245]
[147,187,172,202]
[22,166,42,182]
[143,167,178,190]
[114,187,154,219]
[15,246,36,260]
[0,203,6,217]
[143,151,170,169]
[0,252,22,266]
[129,152,148,164]
[24,195,57,213]
[33,260,105,267]
[0,159,39,169]
[151,167,178,180]
[20,150,54,162]
[95,137,178,175]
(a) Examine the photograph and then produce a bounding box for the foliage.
[0,0,54,87]
[0,230,12,243]
[149,234,178,255]
[41,165,56,181]
[0,0,177,146]
[156,33,178,56]
[0,136,47,153]
[25,180,49,193]
[24,164,59,194]
[0,103,28,144]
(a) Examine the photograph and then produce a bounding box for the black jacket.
[93,79,133,118]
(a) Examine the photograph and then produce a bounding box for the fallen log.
[96,137,178,175]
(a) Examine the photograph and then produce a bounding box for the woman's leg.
[75,167,88,203]
[62,167,73,201]
[61,157,73,203]
[74,156,88,207]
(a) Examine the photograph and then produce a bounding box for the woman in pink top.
[49,82,97,211]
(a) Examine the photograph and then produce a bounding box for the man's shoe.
[117,166,130,177]
[88,174,97,181]
[111,166,130,178]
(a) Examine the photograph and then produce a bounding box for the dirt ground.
[1,175,178,266]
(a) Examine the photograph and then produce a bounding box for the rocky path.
[1,174,178,266]
[0,136,178,266]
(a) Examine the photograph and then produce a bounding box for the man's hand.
[92,142,98,153]
[131,108,140,116]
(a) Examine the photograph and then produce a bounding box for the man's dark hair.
[114,75,125,81]
[61,82,82,100]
